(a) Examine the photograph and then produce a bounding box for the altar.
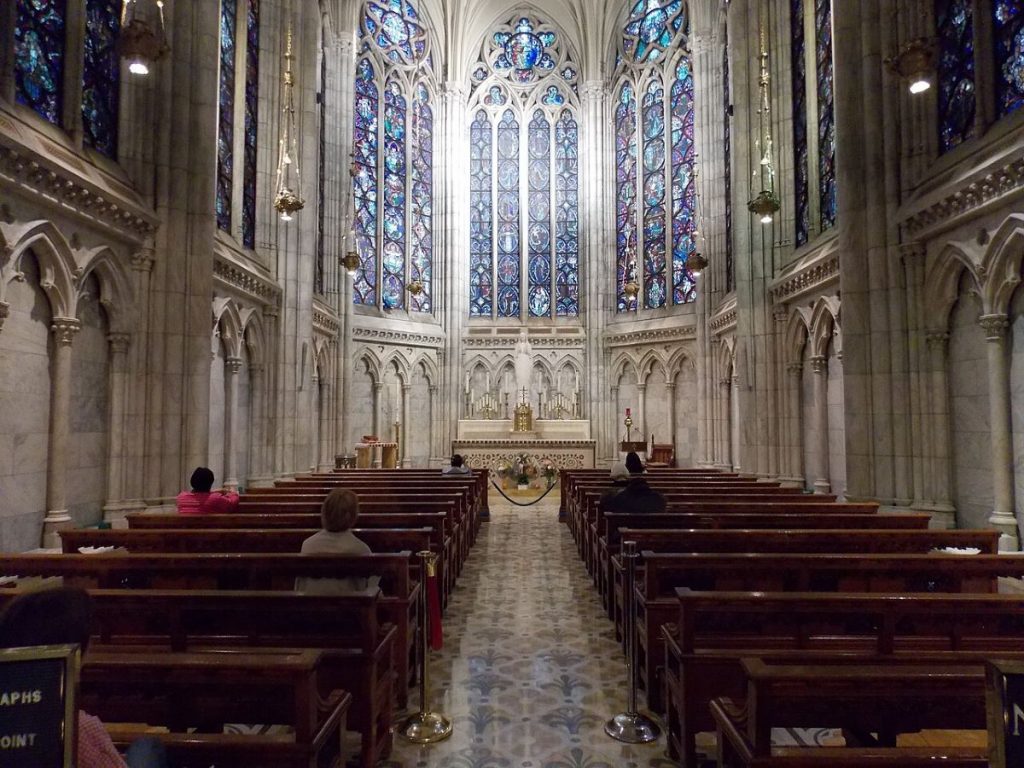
[453,418,596,471]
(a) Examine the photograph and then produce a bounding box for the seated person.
[296,488,380,594]
[608,460,630,485]
[0,587,170,768]
[442,454,474,476]
[600,451,666,514]
[176,467,240,515]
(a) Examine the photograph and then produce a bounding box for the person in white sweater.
[296,488,380,594]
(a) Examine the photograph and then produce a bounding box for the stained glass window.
[616,82,639,313]
[216,0,237,233]
[555,111,579,316]
[642,79,667,309]
[614,8,695,311]
[994,0,1024,115]
[352,57,379,306]
[724,21,733,293]
[469,111,493,317]
[409,82,433,312]
[527,110,552,317]
[82,0,120,158]
[815,0,836,231]
[315,48,326,296]
[467,13,580,320]
[352,0,434,312]
[381,78,407,310]
[791,0,810,246]
[623,0,686,64]
[241,0,259,249]
[15,0,67,125]
[671,57,696,305]
[936,0,975,153]
[496,109,521,318]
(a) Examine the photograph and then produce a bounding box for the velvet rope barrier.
[489,479,559,507]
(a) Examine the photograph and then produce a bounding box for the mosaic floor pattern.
[382,495,674,768]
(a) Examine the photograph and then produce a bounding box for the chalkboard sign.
[0,645,78,768]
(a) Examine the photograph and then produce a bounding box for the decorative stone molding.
[107,332,131,354]
[786,361,803,376]
[925,331,950,351]
[581,80,604,101]
[353,326,444,348]
[770,252,840,304]
[50,317,81,345]
[0,300,8,332]
[462,336,583,349]
[313,308,340,338]
[0,144,157,241]
[213,254,280,306]
[709,305,737,336]
[129,248,155,273]
[226,357,244,374]
[902,157,1024,239]
[603,326,697,347]
[979,313,1009,341]
[809,355,828,374]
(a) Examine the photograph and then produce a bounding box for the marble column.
[718,378,731,469]
[665,381,677,448]
[319,377,333,472]
[42,317,81,548]
[610,385,620,452]
[248,364,269,485]
[401,383,411,467]
[926,332,955,514]
[372,382,383,439]
[979,314,1017,548]
[223,357,243,491]
[810,355,831,494]
[636,383,647,447]
[103,333,131,519]
[428,384,438,464]
[786,362,804,485]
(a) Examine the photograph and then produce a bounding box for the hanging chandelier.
[686,165,709,278]
[274,19,305,222]
[886,37,938,95]
[119,0,169,76]
[747,23,780,225]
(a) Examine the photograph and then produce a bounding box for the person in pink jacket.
[175,467,240,515]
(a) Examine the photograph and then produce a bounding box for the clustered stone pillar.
[925,332,954,514]
[372,382,383,439]
[42,317,81,548]
[636,383,647,446]
[979,314,1017,548]
[319,376,333,472]
[401,383,411,467]
[223,356,243,491]
[786,362,803,485]
[717,377,731,469]
[665,381,677,448]
[810,355,831,494]
[249,363,266,483]
[103,333,131,518]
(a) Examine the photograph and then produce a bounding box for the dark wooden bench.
[83,648,352,768]
[710,658,987,767]
[662,589,1024,768]
[0,588,396,767]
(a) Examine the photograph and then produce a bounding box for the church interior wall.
[826,335,845,499]
[208,340,227,486]
[1011,288,1024,534]
[801,339,817,493]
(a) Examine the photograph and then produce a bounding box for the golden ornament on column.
[406,280,425,297]
[274,17,305,222]
[119,0,169,75]
[747,21,780,225]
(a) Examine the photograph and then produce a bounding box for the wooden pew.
[662,589,1024,768]
[709,657,987,767]
[82,649,352,768]
[0,552,420,708]
[0,588,396,767]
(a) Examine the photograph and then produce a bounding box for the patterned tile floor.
[382,495,675,768]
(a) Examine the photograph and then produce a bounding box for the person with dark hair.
[442,454,473,476]
[296,488,379,594]
[175,467,239,515]
[600,452,666,514]
[0,587,169,768]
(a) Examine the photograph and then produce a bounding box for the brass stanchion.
[399,550,453,743]
[606,540,661,743]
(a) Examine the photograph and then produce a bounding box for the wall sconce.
[886,37,938,95]
[119,0,169,76]
[341,251,360,276]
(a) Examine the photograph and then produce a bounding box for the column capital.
[809,355,828,374]
[107,332,131,354]
[899,241,926,263]
[51,317,81,346]
[373,381,384,391]
[665,381,676,390]
[925,330,950,350]
[719,378,731,389]
[225,356,244,374]
[428,384,438,393]
[636,383,647,393]
[786,361,803,376]
[337,35,355,57]
[581,80,605,102]
[249,363,264,374]
[262,304,280,319]
[443,81,468,103]
[772,304,789,324]
[0,300,9,332]
[129,249,155,273]
[979,313,1009,341]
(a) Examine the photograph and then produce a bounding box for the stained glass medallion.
[642,78,667,309]
[352,57,379,306]
[671,56,696,305]
[937,0,975,152]
[791,0,810,246]
[815,0,837,231]
[623,0,685,64]
[489,17,560,85]
[469,111,493,317]
[217,0,238,233]
[364,0,427,64]
[994,0,1024,115]
[82,0,121,158]
[15,0,67,125]
[616,82,639,313]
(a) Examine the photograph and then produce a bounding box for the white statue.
[514,330,532,401]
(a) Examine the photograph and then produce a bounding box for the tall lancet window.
[936,0,975,152]
[14,0,67,125]
[994,1,1024,115]
[351,0,436,313]
[467,14,581,320]
[216,0,260,248]
[790,0,836,245]
[82,0,121,158]
[614,0,696,313]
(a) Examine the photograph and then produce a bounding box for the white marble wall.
[801,343,818,492]
[673,364,698,467]
[949,283,993,530]
[644,365,672,447]
[0,256,50,551]
[67,274,109,527]
[347,361,375,448]
[826,339,846,499]
[207,343,226,485]
[1010,288,1024,531]
[236,356,251,488]
[407,366,432,467]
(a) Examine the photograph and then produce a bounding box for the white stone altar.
[453,419,596,470]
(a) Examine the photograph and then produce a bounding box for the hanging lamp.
[746,23,780,225]
[119,0,169,76]
[274,16,305,221]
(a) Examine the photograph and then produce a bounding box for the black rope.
[490,479,559,507]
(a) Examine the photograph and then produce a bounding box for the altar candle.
[626,407,631,417]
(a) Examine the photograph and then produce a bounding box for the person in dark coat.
[600,452,667,514]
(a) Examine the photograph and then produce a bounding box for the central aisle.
[383,495,671,767]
